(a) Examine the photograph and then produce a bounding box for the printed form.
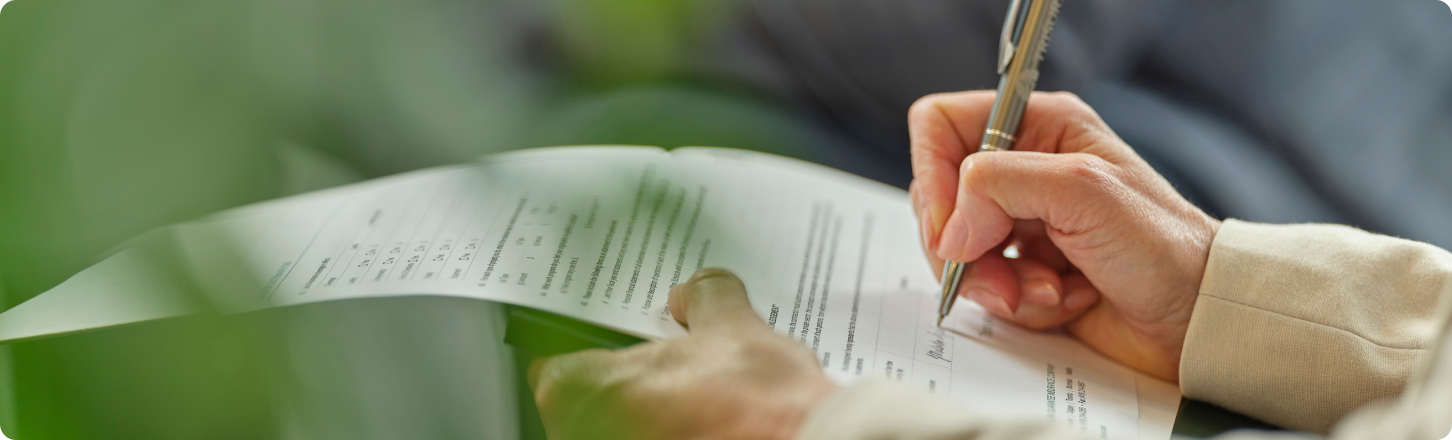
[174,146,1158,439]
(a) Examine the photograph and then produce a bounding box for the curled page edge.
[0,248,199,344]
[0,145,675,344]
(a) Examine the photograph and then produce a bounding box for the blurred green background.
[0,0,858,438]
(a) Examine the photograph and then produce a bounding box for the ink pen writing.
[938,0,1062,327]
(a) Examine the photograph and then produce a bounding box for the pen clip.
[997,0,1024,74]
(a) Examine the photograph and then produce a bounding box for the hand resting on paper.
[909,91,1221,382]
[529,268,835,440]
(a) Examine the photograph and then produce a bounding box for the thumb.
[667,268,766,334]
[935,151,1129,263]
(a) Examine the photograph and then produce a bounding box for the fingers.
[952,253,1064,316]
[1059,272,1101,313]
[536,268,760,397]
[910,91,1127,255]
[530,349,618,391]
[1012,219,1069,272]
[933,231,1065,317]
[958,262,1101,331]
[936,151,1127,263]
[667,268,766,334]
[908,91,997,254]
[1009,258,1062,307]
[929,220,1092,331]
[1009,272,1101,330]
[957,253,1019,317]
[912,90,1119,156]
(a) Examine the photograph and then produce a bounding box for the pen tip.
[936,315,944,327]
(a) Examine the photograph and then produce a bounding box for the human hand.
[528,268,836,440]
[909,91,1220,382]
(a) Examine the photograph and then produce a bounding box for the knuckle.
[533,362,564,410]
[1043,91,1108,128]
[958,153,994,189]
[736,335,807,366]
[534,365,558,389]
[907,93,946,119]
[1058,154,1119,189]
[534,349,615,407]
[737,341,783,364]
[651,341,695,367]
[1047,91,1088,107]
[552,350,612,382]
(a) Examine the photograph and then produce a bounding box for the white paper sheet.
[2,146,1179,439]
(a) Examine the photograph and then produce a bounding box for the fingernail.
[996,294,1018,315]
[970,289,1015,317]
[937,212,967,260]
[1064,290,1097,310]
[925,203,946,250]
[919,207,934,252]
[1026,282,1059,306]
[910,183,923,215]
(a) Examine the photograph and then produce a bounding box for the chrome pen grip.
[937,261,965,325]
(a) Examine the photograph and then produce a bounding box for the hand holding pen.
[931,0,1062,328]
[908,91,1221,382]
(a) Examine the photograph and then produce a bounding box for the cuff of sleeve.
[1180,219,1436,433]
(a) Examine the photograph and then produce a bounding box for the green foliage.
[548,0,738,86]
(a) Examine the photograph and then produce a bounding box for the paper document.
[7,146,1178,439]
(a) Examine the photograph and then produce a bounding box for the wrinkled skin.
[909,91,1219,382]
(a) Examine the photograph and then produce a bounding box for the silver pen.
[938,0,1062,327]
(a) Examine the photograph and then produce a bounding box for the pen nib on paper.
[936,315,944,327]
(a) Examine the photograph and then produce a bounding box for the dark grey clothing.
[723,0,1452,247]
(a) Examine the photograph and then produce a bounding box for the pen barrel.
[980,0,1062,152]
[938,262,965,316]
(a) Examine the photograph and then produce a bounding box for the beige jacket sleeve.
[795,220,1452,440]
